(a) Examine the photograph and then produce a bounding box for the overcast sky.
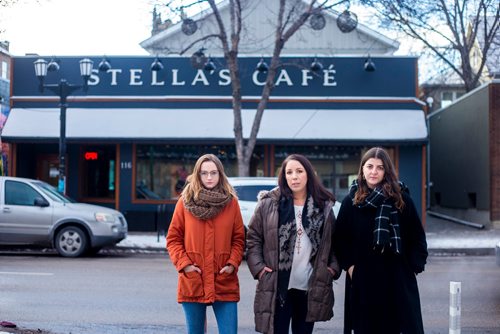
[1,0,427,76]
[1,0,153,56]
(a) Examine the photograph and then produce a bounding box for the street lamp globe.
[33,59,48,78]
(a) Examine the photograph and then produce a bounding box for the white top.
[288,205,313,291]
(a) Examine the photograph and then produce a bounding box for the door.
[80,145,116,200]
[36,154,60,188]
[0,179,53,244]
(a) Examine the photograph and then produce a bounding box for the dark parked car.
[0,176,127,257]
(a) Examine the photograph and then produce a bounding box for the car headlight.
[95,212,116,222]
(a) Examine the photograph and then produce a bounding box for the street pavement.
[1,212,499,334]
[116,213,500,256]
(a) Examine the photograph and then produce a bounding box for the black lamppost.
[33,57,94,194]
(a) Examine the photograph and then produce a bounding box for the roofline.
[140,0,399,52]
[141,0,231,50]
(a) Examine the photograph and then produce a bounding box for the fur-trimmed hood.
[256,186,280,202]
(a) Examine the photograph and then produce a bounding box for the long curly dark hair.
[354,147,405,210]
[277,154,335,209]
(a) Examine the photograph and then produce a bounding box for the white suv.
[228,177,278,228]
[228,177,341,228]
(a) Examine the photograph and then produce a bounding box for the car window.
[233,185,275,201]
[34,181,74,203]
[5,180,43,206]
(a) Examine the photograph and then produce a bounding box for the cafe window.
[274,146,364,200]
[80,145,116,199]
[135,144,266,200]
[135,144,268,201]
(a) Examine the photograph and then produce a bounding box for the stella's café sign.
[13,56,416,98]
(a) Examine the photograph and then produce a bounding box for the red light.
[85,152,98,160]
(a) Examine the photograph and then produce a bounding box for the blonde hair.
[182,154,237,202]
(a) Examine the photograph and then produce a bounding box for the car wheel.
[55,226,88,257]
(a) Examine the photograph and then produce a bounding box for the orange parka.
[167,196,245,303]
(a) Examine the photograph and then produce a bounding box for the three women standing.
[334,147,428,334]
[246,154,340,334]
[167,154,245,334]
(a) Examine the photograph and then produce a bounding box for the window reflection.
[274,146,365,200]
[135,144,258,200]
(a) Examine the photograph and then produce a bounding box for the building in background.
[2,2,428,231]
[0,41,11,176]
[423,15,499,228]
[428,80,500,227]
[420,16,499,113]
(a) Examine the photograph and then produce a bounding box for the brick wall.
[489,83,500,223]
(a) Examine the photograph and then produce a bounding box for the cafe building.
[3,4,428,231]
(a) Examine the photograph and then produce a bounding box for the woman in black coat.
[334,147,428,334]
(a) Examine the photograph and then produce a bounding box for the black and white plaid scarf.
[349,180,401,254]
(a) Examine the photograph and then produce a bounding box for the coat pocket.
[214,252,239,295]
[215,271,239,295]
[179,271,204,297]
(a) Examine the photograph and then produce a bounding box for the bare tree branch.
[152,0,358,175]
[179,34,223,55]
[360,0,500,91]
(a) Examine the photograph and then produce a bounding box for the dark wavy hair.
[354,147,404,210]
[277,154,335,209]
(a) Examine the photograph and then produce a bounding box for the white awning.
[1,108,427,142]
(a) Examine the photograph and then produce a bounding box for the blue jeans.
[181,301,237,334]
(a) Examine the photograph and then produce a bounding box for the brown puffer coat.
[246,188,340,334]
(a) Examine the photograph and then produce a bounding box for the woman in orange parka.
[167,154,245,334]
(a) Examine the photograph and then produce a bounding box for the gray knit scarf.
[349,180,402,254]
[183,187,232,220]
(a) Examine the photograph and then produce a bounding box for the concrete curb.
[428,248,495,256]
[112,245,496,256]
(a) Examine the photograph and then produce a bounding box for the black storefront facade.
[4,55,427,231]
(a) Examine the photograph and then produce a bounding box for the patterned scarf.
[277,194,325,307]
[349,180,401,254]
[183,187,231,220]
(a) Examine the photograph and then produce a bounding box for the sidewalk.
[116,214,500,255]
[425,214,500,255]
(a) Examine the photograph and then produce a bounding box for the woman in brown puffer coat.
[246,154,341,334]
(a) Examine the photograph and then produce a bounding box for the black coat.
[334,191,428,334]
